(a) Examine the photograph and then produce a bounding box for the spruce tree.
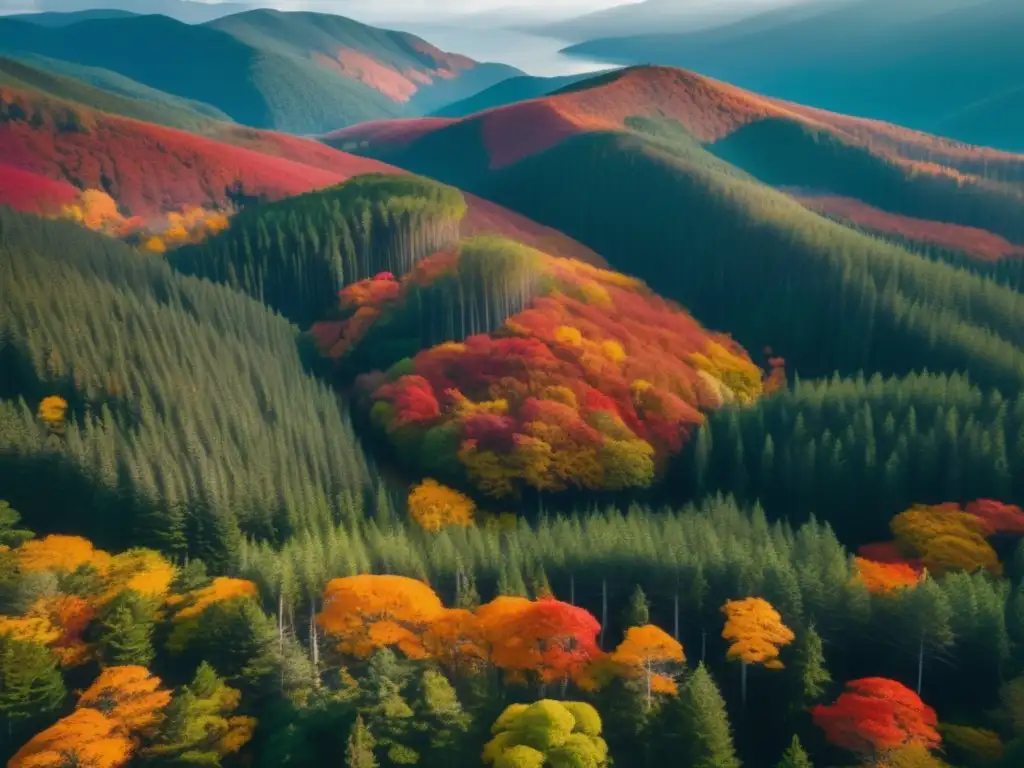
[622,585,651,632]
[0,636,66,739]
[776,735,812,768]
[793,625,831,706]
[346,715,378,768]
[94,589,157,667]
[652,664,739,768]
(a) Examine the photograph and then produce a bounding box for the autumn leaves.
[343,237,764,500]
[312,575,792,717]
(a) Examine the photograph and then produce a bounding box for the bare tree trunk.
[673,592,679,641]
[600,578,608,650]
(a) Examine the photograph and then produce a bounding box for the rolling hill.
[563,0,1024,151]
[169,173,761,502]
[0,56,229,133]
[430,70,609,119]
[8,0,257,24]
[0,70,599,269]
[327,65,1024,395]
[0,9,521,134]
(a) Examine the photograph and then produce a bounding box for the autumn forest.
[3,5,1024,768]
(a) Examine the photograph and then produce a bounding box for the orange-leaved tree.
[317,575,444,660]
[477,596,602,688]
[422,608,487,674]
[78,666,172,737]
[17,534,112,575]
[8,707,133,768]
[854,558,923,596]
[610,624,686,709]
[407,479,476,532]
[721,597,794,705]
[812,677,941,758]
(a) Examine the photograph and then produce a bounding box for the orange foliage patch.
[8,708,133,768]
[854,557,922,595]
[315,49,421,103]
[791,192,1024,262]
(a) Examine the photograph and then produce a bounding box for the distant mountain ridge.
[563,0,1024,151]
[0,8,521,133]
[4,0,260,24]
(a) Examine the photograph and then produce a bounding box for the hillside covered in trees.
[5,16,1024,768]
[0,9,519,134]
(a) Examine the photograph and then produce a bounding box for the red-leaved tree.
[812,677,941,757]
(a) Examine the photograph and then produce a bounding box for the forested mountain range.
[3,10,1024,768]
[0,9,520,133]
[562,0,1024,151]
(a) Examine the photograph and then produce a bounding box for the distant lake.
[389,23,620,77]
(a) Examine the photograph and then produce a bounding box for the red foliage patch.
[812,677,941,756]
[0,164,78,214]
[346,246,762,497]
[791,192,1024,262]
[0,86,400,217]
[965,499,1024,536]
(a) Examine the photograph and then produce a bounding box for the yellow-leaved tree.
[721,597,794,706]
[37,396,68,435]
[407,479,476,532]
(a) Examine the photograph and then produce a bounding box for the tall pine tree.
[652,664,739,768]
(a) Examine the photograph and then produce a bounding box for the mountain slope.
[0,57,228,134]
[564,0,1024,151]
[328,66,1024,394]
[0,75,600,267]
[0,10,521,134]
[430,71,609,119]
[0,207,382,558]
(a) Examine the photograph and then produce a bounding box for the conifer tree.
[622,585,651,632]
[652,664,739,768]
[0,636,66,739]
[776,735,812,768]
[793,625,831,706]
[94,589,157,667]
[346,715,378,768]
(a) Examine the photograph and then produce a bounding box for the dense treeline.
[672,371,1024,547]
[234,493,1024,765]
[0,207,381,562]
[812,211,1024,293]
[170,174,467,327]
[466,131,1024,393]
